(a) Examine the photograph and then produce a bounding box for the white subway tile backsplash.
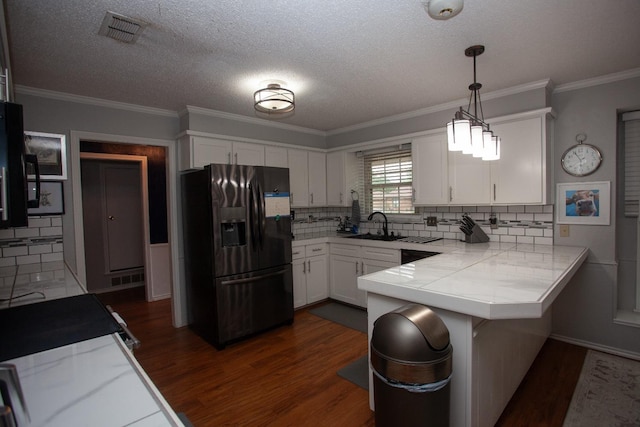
[15,228,40,238]
[525,228,544,237]
[17,254,41,265]
[534,237,553,245]
[509,228,525,236]
[0,229,14,239]
[500,235,517,243]
[3,246,28,257]
[525,205,544,213]
[51,217,63,227]
[516,236,534,244]
[516,213,534,222]
[0,216,63,265]
[508,205,525,213]
[40,226,63,237]
[27,218,51,228]
[29,244,52,255]
[534,213,553,222]
[41,252,64,263]
[0,257,15,267]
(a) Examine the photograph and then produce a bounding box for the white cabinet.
[326,151,358,206]
[265,146,288,168]
[292,243,328,309]
[179,135,265,170]
[412,133,449,205]
[489,111,552,204]
[288,149,327,207]
[448,150,491,205]
[329,243,399,308]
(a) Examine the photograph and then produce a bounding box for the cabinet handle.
[227,152,231,164]
[310,193,314,204]
[361,261,364,274]
[412,187,415,202]
[312,248,321,252]
[340,192,343,204]
[449,186,453,202]
[493,184,496,201]
[308,259,311,272]
[235,152,238,164]
[355,261,359,275]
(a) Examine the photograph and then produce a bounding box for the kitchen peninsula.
[358,240,588,427]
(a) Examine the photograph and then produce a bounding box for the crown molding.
[181,105,326,137]
[326,79,552,136]
[553,68,640,94]
[15,85,179,118]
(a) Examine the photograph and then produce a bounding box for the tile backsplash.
[0,216,64,266]
[292,205,554,245]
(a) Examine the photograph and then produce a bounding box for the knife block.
[464,224,490,243]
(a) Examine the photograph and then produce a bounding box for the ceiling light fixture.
[446,45,500,161]
[254,83,295,114]
[423,0,464,20]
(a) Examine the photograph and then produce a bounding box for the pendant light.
[446,45,500,161]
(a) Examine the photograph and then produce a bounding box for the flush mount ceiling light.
[446,45,501,161]
[254,83,295,114]
[423,0,464,20]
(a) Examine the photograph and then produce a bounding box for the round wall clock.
[561,134,602,177]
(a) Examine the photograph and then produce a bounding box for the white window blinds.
[624,111,640,216]
[363,149,414,214]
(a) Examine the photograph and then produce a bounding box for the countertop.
[0,262,184,426]
[357,240,588,319]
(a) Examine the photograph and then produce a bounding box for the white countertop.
[6,333,183,426]
[358,241,588,319]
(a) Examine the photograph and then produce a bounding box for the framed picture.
[27,181,65,216]
[24,131,67,180]
[556,181,610,225]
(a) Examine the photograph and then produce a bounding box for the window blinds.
[363,149,413,214]
[624,111,640,216]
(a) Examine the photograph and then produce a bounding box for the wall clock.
[561,133,602,177]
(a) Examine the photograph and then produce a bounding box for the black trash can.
[371,303,452,427]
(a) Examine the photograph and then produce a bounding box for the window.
[363,149,413,214]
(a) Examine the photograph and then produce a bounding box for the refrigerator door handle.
[25,154,40,209]
[220,268,288,286]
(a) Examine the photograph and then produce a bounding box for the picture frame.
[27,181,65,216]
[556,181,610,225]
[24,131,67,180]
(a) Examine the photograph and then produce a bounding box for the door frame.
[70,130,185,327]
[81,153,150,296]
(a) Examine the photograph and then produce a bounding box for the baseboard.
[550,333,640,361]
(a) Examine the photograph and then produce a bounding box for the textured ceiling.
[4,0,640,132]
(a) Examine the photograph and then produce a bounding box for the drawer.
[330,243,361,258]
[292,246,305,260]
[361,246,400,264]
[305,243,327,257]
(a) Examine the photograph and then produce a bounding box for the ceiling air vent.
[98,11,146,44]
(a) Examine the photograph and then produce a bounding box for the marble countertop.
[358,241,588,319]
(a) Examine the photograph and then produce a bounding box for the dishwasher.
[401,249,440,264]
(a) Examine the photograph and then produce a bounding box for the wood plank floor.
[99,288,587,426]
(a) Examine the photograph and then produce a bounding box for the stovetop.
[397,236,443,244]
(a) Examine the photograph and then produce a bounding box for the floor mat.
[563,350,640,426]
[309,302,367,333]
[337,355,369,390]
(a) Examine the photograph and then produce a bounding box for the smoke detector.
[423,0,464,20]
[98,11,146,44]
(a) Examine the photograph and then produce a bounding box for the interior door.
[102,163,144,272]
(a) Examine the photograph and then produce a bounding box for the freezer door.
[215,264,293,347]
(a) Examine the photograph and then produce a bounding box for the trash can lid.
[371,304,450,362]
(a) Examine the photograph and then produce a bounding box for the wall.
[550,76,640,356]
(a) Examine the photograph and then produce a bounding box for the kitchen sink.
[346,233,402,242]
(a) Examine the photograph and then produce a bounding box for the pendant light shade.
[254,83,295,114]
[446,45,500,160]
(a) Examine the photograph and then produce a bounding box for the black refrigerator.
[181,163,293,349]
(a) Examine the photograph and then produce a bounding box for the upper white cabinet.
[179,135,264,169]
[326,151,358,207]
[412,133,449,205]
[489,111,552,204]
[288,148,326,207]
[265,146,288,168]
[448,150,491,205]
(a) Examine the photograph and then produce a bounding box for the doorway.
[81,158,146,294]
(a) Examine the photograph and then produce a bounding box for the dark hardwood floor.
[98,288,586,426]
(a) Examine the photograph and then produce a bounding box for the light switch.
[559,224,570,237]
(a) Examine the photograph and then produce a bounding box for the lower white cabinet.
[292,243,328,308]
[329,244,399,308]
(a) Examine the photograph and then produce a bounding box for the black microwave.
[0,102,39,228]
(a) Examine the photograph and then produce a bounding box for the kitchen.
[1,0,640,426]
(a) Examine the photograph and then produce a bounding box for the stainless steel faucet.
[367,211,388,237]
[0,364,29,427]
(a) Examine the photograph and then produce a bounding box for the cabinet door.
[233,142,264,166]
[265,146,288,168]
[306,255,328,304]
[448,150,491,205]
[329,254,360,306]
[288,149,309,207]
[490,116,544,204]
[292,258,307,309]
[360,258,399,307]
[192,137,232,167]
[412,133,449,205]
[326,151,346,206]
[308,151,327,206]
